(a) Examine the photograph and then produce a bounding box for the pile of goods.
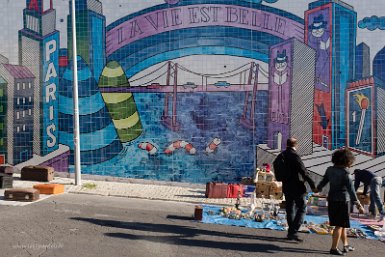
[306,194,328,216]
[220,207,248,220]
[254,166,283,200]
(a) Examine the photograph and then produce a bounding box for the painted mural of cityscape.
[0,0,384,183]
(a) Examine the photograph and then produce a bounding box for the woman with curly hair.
[316,148,364,256]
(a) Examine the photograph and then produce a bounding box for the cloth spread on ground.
[201,205,379,240]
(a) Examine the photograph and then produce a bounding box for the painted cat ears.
[309,14,328,30]
[275,50,288,63]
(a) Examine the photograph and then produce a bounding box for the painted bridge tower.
[19,0,60,156]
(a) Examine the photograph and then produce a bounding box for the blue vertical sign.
[348,87,372,154]
[42,32,59,154]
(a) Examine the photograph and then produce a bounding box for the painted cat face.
[275,61,287,72]
[311,27,325,38]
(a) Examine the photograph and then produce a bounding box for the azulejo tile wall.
[0,0,384,183]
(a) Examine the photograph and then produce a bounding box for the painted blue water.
[77,91,268,184]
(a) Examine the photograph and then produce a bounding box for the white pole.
[71,0,82,185]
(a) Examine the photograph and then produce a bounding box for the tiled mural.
[0,0,384,183]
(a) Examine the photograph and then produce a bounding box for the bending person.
[353,169,385,220]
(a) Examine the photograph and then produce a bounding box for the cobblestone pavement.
[1,174,279,208]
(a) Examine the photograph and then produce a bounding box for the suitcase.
[226,183,244,198]
[194,205,203,220]
[0,165,19,175]
[0,173,13,189]
[21,166,54,182]
[33,184,64,194]
[205,182,228,198]
[4,188,40,201]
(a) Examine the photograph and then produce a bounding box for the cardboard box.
[256,181,270,196]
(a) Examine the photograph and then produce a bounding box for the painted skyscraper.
[67,0,106,80]
[19,0,60,156]
[267,38,316,156]
[0,76,7,164]
[305,0,357,149]
[355,43,370,80]
[347,77,385,157]
[0,61,35,165]
[373,47,385,82]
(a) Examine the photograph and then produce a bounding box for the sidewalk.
[1,173,277,207]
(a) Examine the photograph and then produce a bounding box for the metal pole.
[71,0,82,185]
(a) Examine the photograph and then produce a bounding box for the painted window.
[16,112,19,119]
[17,126,20,133]
[28,82,31,89]
[28,109,31,115]
[17,83,20,91]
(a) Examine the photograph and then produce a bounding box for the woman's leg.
[332,227,342,249]
[341,228,348,246]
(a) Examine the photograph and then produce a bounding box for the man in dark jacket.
[353,169,385,220]
[281,137,316,241]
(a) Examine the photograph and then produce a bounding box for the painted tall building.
[67,0,106,80]
[355,43,370,80]
[0,61,35,165]
[305,0,357,149]
[373,47,385,82]
[347,77,385,157]
[19,0,60,156]
[0,76,7,164]
[267,38,316,156]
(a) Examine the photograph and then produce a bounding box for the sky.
[0,0,384,74]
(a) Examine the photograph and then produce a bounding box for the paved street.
[0,193,383,257]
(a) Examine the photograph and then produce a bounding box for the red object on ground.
[226,184,244,198]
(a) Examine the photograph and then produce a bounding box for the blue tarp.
[202,205,378,240]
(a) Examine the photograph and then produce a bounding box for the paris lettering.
[44,39,58,148]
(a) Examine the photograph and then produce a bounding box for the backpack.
[273,153,288,182]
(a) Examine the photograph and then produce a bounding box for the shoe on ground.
[330,248,346,256]
[378,213,385,222]
[286,234,303,242]
[343,245,355,253]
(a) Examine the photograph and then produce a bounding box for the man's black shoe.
[330,248,346,256]
[286,234,303,242]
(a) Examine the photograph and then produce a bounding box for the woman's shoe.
[330,248,346,256]
[343,245,355,253]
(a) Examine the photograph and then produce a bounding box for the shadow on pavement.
[72,217,330,255]
[166,215,195,220]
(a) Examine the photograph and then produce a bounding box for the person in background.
[316,148,364,256]
[281,137,316,242]
[353,169,385,220]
